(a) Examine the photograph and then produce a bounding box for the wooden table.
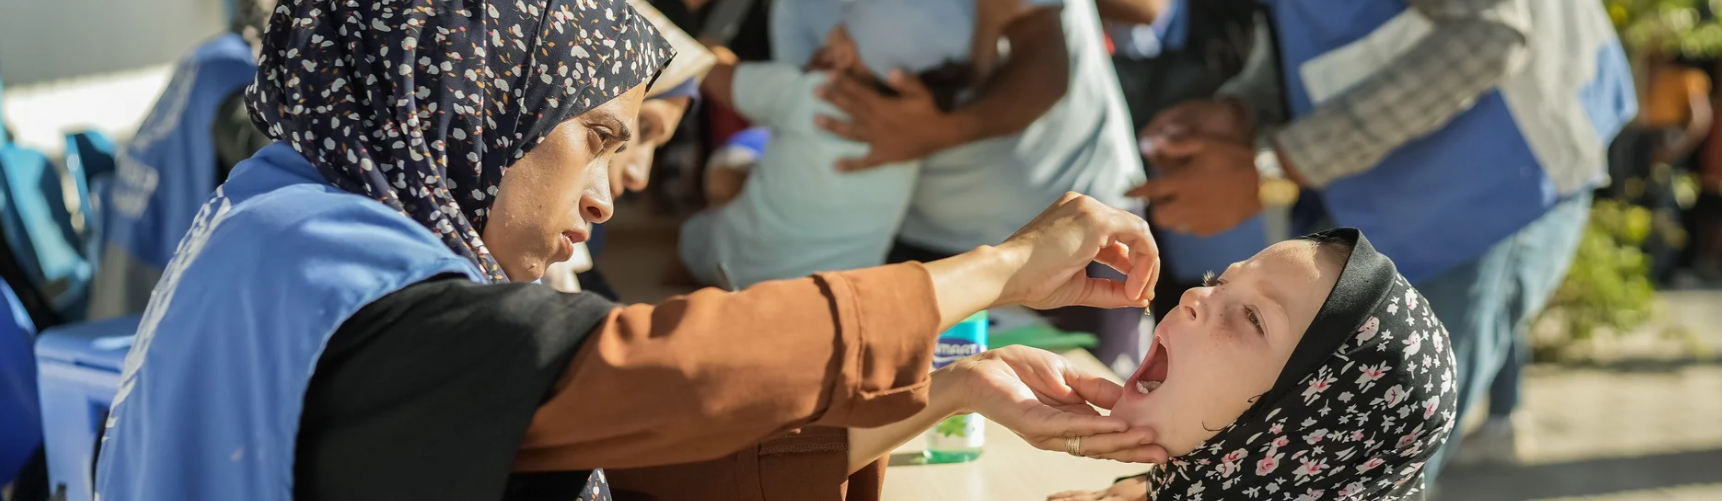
[881,350,1151,500]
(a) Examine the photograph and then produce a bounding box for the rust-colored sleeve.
[604,427,887,501]
[514,262,940,472]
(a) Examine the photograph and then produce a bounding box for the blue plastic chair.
[0,276,41,487]
[0,146,94,323]
[64,131,117,270]
[35,315,138,501]
[0,81,94,323]
[64,132,115,185]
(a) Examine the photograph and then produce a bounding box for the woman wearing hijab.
[93,1,1166,500]
[1053,229,1458,500]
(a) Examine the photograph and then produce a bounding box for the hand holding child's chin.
[941,346,1169,464]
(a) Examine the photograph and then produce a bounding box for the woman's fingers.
[1092,242,1133,274]
[1064,277,1143,309]
[1001,193,1163,310]
[1011,404,1129,438]
[1067,370,1124,411]
[1026,428,1163,463]
[1101,211,1159,303]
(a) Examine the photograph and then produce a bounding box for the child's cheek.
[1110,399,1151,426]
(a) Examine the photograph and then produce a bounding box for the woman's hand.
[947,346,1169,463]
[1047,475,1151,501]
[996,193,1161,310]
[922,193,1159,330]
[846,346,1165,473]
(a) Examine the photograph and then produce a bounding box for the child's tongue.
[1129,337,1171,395]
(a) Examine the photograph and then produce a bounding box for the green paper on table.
[989,324,1098,351]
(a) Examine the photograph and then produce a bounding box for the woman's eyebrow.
[593,114,633,143]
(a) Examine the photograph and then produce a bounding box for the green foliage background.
[1536,201,1661,360]
[1609,0,1722,57]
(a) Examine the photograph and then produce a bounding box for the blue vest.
[1269,0,1635,283]
[90,34,257,318]
[94,143,483,500]
[0,278,39,485]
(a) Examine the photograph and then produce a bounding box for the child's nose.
[1178,287,1212,322]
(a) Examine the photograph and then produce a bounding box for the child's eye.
[1246,308,1265,336]
[1202,271,1219,287]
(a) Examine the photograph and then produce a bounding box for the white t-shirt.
[899,0,1144,253]
[678,63,919,289]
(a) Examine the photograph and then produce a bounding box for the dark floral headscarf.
[1150,229,1459,500]
[247,0,672,281]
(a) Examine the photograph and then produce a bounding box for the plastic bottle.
[923,310,988,463]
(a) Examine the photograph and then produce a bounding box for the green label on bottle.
[927,413,985,451]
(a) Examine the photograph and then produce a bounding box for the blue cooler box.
[34,315,139,501]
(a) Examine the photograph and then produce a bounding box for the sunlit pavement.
[1437,290,1722,501]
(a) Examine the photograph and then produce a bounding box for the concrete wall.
[0,0,227,85]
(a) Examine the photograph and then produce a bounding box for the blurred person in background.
[84,0,272,320]
[1124,0,1636,491]
[675,0,977,290]
[1695,70,1722,283]
[775,0,1148,369]
[1606,48,1713,287]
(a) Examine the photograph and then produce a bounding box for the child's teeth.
[1137,380,1161,394]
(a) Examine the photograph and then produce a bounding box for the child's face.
[1111,240,1343,456]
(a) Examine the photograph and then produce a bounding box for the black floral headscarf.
[247,0,673,281]
[1150,229,1459,500]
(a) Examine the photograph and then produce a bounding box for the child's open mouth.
[1127,334,1171,395]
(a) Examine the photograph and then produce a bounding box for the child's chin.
[1108,405,1158,433]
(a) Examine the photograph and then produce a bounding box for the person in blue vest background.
[1117,0,1636,492]
[93,1,1174,500]
[84,0,272,320]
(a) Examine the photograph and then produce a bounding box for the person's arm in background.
[1228,0,1532,188]
[697,45,742,110]
[1660,70,1714,164]
[949,3,1071,144]
[813,1,1071,169]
